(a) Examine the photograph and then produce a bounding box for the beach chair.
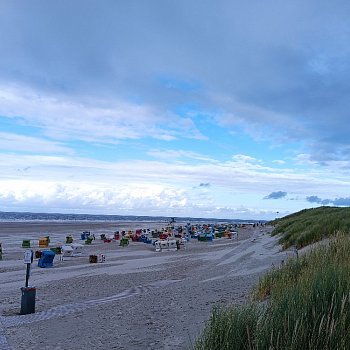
[160,240,168,251]
[60,245,74,260]
[168,240,177,251]
[154,240,161,252]
[22,239,31,248]
[71,243,83,256]
[39,237,49,248]
[66,235,73,244]
[206,234,213,242]
[81,231,91,240]
[120,237,129,247]
[38,250,55,268]
[159,233,168,240]
[89,254,97,263]
[100,234,106,240]
[50,247,62,254]
[98,253,106,263]
[85,236,93,245]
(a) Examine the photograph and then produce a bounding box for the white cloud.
[0,132,73,154]
[0,180,188,213]
[273,159,286,165]
[147,149,216,162]
[0,152,348,192]
[232,154,262,164]
[294,153,318,165]
[0,179,285,219]
[0,84,205,143]
[1,151,350,219]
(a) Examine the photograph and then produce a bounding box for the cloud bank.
[1,1,350,218]
[0,1,350,162]
[306,196,350,207]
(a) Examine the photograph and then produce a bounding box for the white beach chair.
[154,241,161,252]
[168,240,177,251]
[71,243,83,256]
[98,253,106,263]
[160,240,168,251]
[60,245,74,261]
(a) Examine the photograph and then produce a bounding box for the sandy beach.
[0,221,291,350]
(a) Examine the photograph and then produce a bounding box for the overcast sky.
[1,0,350,220]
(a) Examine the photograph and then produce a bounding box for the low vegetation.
[271,206,350,249]
[195,207,350,350]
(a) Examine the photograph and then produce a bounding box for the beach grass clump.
[252,256,308,301]
[270,206,350,249]
[195,234,350,350]
[194,304,260,350]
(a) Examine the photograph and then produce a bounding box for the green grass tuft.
[195,305,260,350]
[195,233,350,350]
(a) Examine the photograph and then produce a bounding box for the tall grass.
[270,206,350,249]
[195,233,350,350]
[195,305,260,350]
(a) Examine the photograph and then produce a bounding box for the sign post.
[20,250,36,315]
[23,250,33,287]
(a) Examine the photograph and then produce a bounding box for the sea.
[0,211,261,224]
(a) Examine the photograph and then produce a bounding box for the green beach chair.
[85,236,93,245]
[22,239,31,248]
[50,247,62,254]
[120,237,129,247]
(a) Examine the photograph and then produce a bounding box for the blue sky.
[1,0,350,220]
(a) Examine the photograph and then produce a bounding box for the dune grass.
[194,220,350,349]
[194,305,260,350]
[270,206,350,249]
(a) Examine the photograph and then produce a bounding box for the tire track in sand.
[0,279,180,349]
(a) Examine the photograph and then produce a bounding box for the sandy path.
[0,223,289,349]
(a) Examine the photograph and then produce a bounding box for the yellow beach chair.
[39,237,49,248]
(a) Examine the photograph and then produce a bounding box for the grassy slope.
[270,206,350,249]
[195,207,350,349]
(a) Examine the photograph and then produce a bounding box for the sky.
[1,0,350,220]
